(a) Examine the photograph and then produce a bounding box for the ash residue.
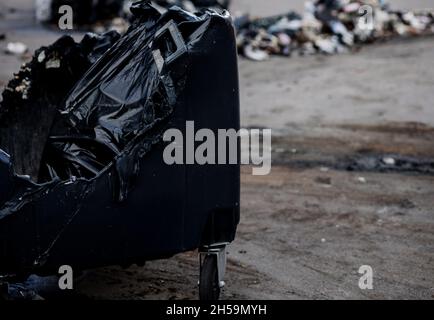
[344,154,434,175]
[273,152,434,175]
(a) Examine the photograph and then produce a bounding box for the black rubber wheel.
[199,255,220,301]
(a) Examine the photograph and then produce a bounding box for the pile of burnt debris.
[234,0,434,61]
[34,0,434,61]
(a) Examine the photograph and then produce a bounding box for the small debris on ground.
[5,42,28,56]
[357,176,367,183]
[234,0,434,61]
[383,157,396,166]
[315,176,332,185]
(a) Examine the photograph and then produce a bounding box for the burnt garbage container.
[0,2,239,300]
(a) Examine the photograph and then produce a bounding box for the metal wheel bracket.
[200,243,228,288]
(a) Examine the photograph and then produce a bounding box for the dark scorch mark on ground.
[275,154,434,175]
[272,122,434,175]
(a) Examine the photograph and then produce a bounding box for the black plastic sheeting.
[0,1,240,276]
[1,3,196,187]
[39,4,187,188]
[153,0,230,11]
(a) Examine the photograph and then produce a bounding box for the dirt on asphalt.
[0,0,433,300]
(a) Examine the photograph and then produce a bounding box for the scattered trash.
[5,42,28,56]
[243,43,270,61]
[321,238,327,243]
[33,0,434,61]
[234,0,434,61]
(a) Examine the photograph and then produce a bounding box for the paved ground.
[0,0,433,300]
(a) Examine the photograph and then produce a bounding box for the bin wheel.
[199,254,220,300]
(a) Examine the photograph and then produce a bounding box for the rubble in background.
[235,0,434,61]
[34,1,434,61]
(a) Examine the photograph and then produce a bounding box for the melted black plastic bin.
[0,5,239,300]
